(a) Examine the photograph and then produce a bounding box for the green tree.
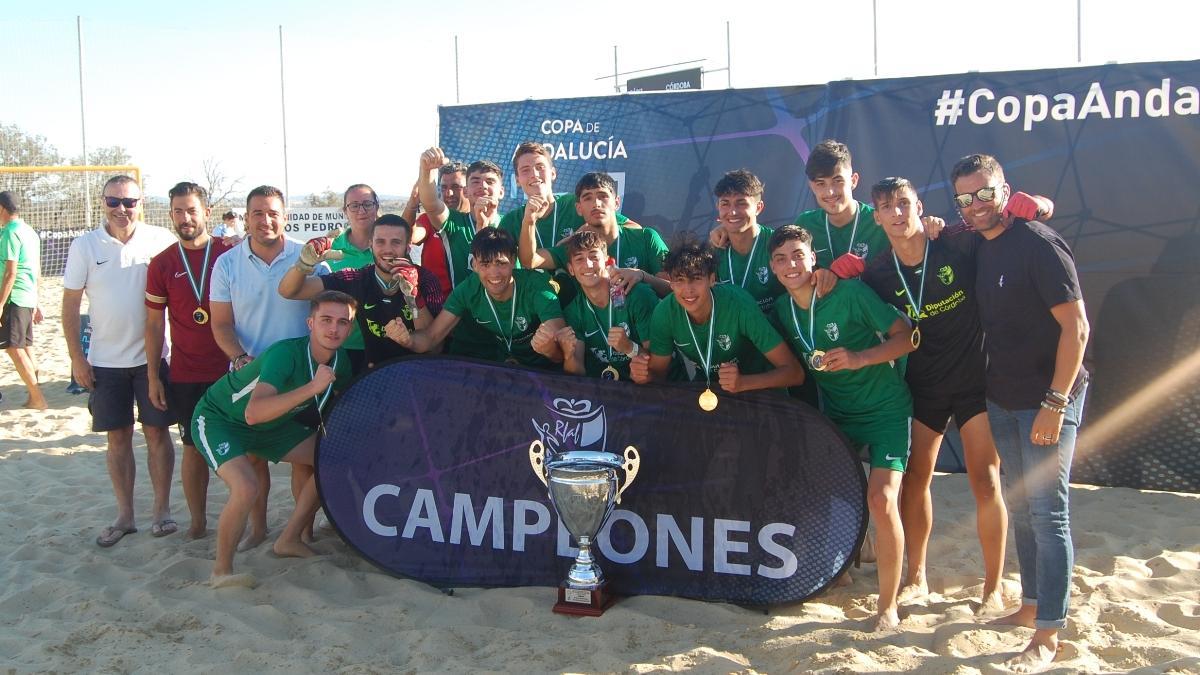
[306,188,340,207]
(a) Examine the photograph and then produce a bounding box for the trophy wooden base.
[552,583,614,617]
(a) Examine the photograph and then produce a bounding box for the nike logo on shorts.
[885,454,904,462]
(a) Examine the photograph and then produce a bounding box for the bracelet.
[1040,399,1067,414]
[232,353,250,365]
[1045,388,1070,404]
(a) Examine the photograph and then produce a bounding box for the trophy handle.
[529,439,548,487]
[615,445,640,504]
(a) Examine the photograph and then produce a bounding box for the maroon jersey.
[145,239,233,382]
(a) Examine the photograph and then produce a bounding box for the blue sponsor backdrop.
[316,357,867,605]
[439,60,1200,493]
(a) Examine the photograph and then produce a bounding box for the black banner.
[316,357,866,606]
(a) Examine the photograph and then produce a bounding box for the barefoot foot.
[1004,636,1059,673]
[272,538,316,559]
[237,529,268,552]
[210,572,257,589]
[872,608,901,633]
[898,579,930,604]
[990,605,1037,628]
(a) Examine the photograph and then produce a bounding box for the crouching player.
[191,290,356,587]
[768,225,915,631]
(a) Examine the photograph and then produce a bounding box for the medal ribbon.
[891,237,930,324]
[788,285,819,354]
[726,227,760,288]
[306,340,339,413]
[533,197,559,249]
[682,291,716,385]
[483,279,518,356]
[177,240,213,306]
[585,293,615,363]
[824,201,862,258]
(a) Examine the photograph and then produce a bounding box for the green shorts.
[190,404,314,471]
[833,413,912,473]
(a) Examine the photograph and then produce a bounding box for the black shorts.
[911,387,988,434]
[167,379,217,447]
[88,361,177,432]
[0,304,34,349]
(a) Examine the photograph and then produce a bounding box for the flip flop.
[96,526,137,547]
[151,519,179,538]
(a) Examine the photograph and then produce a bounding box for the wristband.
[626,342,640,357]
[1040,399,1067,414]
[295,260,316,274]
[232,353,250,365]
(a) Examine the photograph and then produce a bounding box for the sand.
[1,277,1198,673]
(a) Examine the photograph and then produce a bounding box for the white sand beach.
[1,277,1198,673]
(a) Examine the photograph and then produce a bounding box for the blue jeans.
[987,383,1086,630]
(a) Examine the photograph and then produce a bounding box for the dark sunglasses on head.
[104,196,141,209]
[953,186,998,209]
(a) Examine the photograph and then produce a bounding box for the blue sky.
[4,0,1196,198]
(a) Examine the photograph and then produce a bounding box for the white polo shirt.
[209,236,311,358]
[63,222,177,368]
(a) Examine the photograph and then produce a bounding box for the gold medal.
[698,388,719,412]
[910,326,921,349]
[808,349,828,371]
[192,307,210,325]
[601,365,620,381]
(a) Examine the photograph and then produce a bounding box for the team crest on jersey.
[515,316,529,332]
[402,305,415,321]
[561,228,574,239]
[623,256,638,268]
[216,441,230,456]
[756,267,769,284]
[852,242,869,258]
[938,265,954,285]
[716,334,732,351]
[824,322,840,341]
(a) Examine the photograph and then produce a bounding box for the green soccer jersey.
[436,211,499,355]
[793,202,890,269]
[649,283,783,382]
[499,193,629,249]
[773,280,911,421]
[0,219,39,308]
[563,283,657,378]
[442,268,563,367]
[547,225,669,274]
[716,225,783,314]
[197,336,353,432]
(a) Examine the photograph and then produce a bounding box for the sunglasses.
[953,186,998,209]
[103,196,141,209]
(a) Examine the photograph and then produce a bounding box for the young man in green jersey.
[711,170,785,313]
[519,172,671,298]
[629,242,804,397]
[190,290,357,588]
[417,147,508,357]
[391,228,566,368]
[768,225,915,632]
[534,230,658,380]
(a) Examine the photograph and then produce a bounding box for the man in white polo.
[209,184,314,549]
[63,175,179,547]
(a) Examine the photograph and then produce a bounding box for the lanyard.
[891,237,930,323]
[725,227,760,288]
[176,240,213,305]
[824,202,861,258]
[788,285,819,353]
[585,294,614,362]
[483,280,517,355]
[682,291,716,383]
[534,197,559,249]
[306,341,339,413]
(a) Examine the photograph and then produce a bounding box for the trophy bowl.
[530,443,639,615]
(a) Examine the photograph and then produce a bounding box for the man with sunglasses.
[953,154,1087,674]
[63,175,179,547]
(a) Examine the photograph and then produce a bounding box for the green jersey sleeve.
[441,276,476,319]
[648,298,677,357]
[739,295,785,355]
[257,339,304,392]
[625,284,658,344]
[528,272,563,322]
[850,280,907,334]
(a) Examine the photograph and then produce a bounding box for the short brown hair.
[563,229,609,258]
[309,289,357,316]
[511,141,553,174]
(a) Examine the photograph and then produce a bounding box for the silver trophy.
[529,440,639,615]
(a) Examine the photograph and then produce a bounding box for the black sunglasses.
[104,196,141,209]
[952,186,998,209]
